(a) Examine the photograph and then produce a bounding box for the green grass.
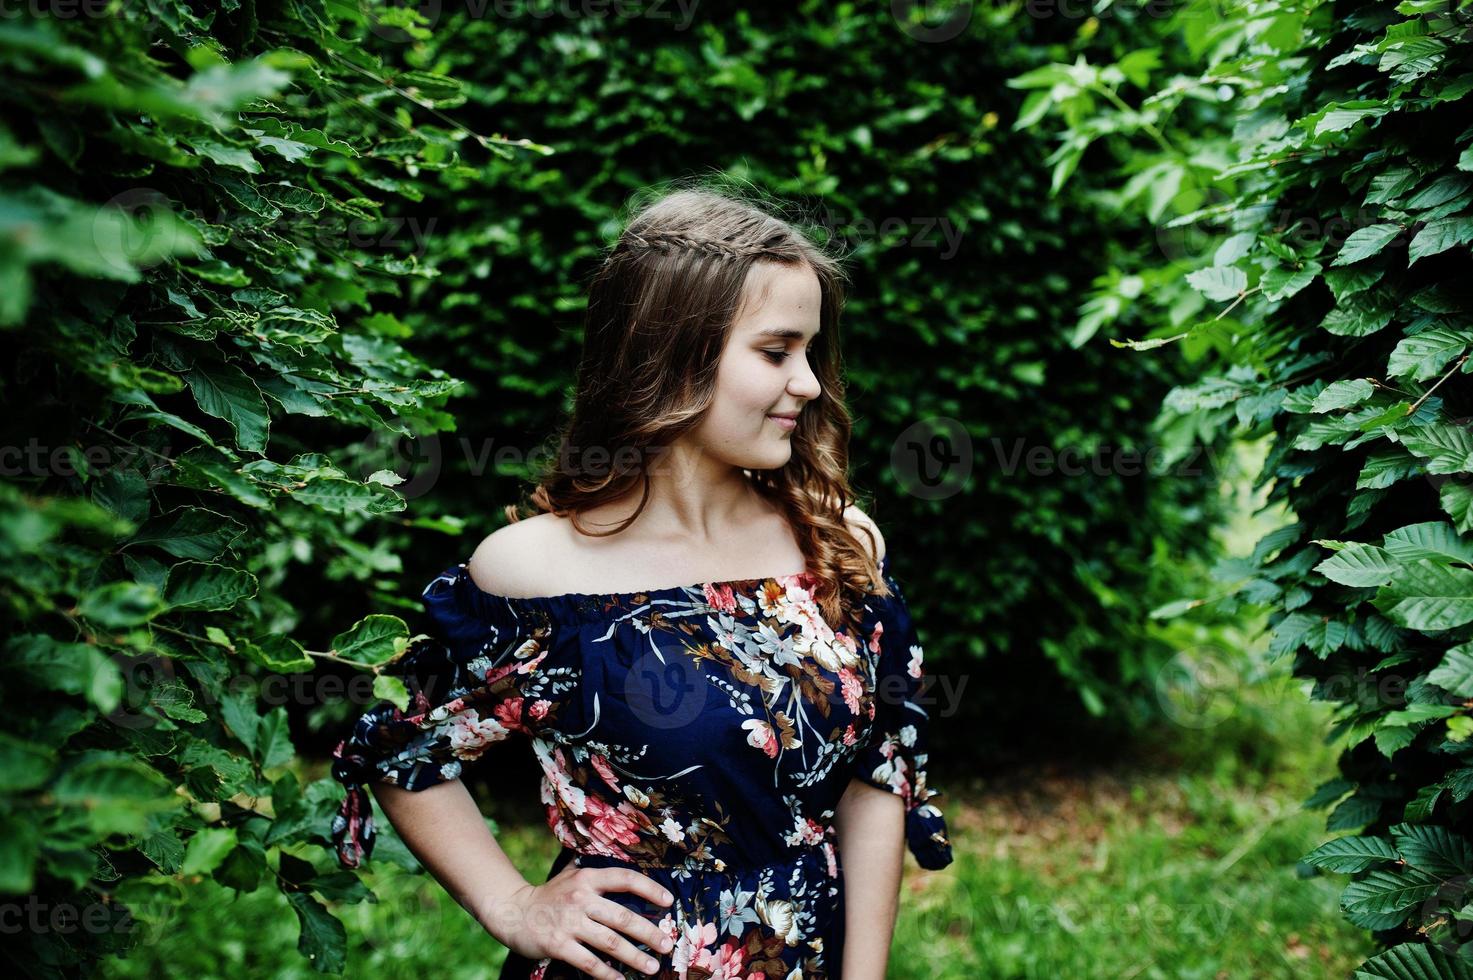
[888,672,1379,980]
[101,670,1377,979]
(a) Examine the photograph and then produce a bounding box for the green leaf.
[329,614,411,668]
[1408,217,1473,264]
[1311,379,1375,412]
[1443,481,1473,533]
[1304,100,1389,137]
[1260,261,1321,302]
[1390,822,1473,876]
[1405,781,1446,822]
[1384,522,1473,564]
[241,635,313,673]
[1401,424,1473,475]
[188,139,261,172]
[1428,641,1473,697]
[1375,724,1416,757]
[1184,265,1247,301]
[1320,304,1394,337]
[1387,328,1472,382]
[1352,942,1473,979]
[51,752,180,837]
[1301,834,1398,873]
[1374,560,1473,631]
[373,673,410,712]
[290,477,404,516]
[0,812,40,893]
[1357,449,1425,490]
[187,361,270,454]
[1340,866,1443,915]
[180,828,238,875]
[76,581,165,627]
[1332,224,1404,265]
[285,891,347,975]
[1314,542,1397,587]
[126,507,246,561]
[163,561,259,612]
[0,732,56,792]
[255,706,295,769]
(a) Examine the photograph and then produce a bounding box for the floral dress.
[330,553,953,979]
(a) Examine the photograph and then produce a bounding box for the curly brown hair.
[504,176,891,638]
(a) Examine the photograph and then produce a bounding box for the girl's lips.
[767,415,797,431]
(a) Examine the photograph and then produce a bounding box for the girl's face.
[695,260,824,471]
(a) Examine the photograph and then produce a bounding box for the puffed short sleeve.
[851,562,955,870]
[329,564,551,869]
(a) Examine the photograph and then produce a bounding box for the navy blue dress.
[330,553,953,979]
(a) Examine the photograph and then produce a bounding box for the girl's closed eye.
[762,349,790,363]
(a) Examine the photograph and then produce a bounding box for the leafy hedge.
[0,2,1238,975]
[0,4,517,974]
[369,2,1233,746]
[1019,0,1473,969]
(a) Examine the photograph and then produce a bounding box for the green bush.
[1,1,1239,974]
[0,3,522,974]
[372,2,1232,738]
[1019,0,1473,969]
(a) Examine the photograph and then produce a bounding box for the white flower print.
[716,885,761,937]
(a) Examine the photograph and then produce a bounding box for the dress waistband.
[562,836,840,880]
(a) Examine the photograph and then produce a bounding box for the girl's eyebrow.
[754,327,820,340]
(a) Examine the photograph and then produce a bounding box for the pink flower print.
[536,741,586,814]
[704,581,738,613]
[741,718,779,758]
[868,619,885,654]
[842,722,857,746]
[528,698,552,719]
[548,806,580,851]
[907,644,924,679]
[780,576,813,604]
[581,793,642,859]
[658,912,679,948]
[516,649,548,675]
[705,938,746,980]
[838,667,863,714]
[868,740,915,807]
[493,696,525,733]
[443,708,508,760]
[590,752,621,791]
[673,919,719,978]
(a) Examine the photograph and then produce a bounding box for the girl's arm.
[833,777,906,980]
[369,779,531,935]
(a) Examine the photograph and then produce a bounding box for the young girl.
[330,183,954,980]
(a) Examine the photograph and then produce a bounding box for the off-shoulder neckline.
[435,552,891,626]
[459,551,889,604]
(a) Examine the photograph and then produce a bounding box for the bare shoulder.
[465,513,570,598]
[843,503,886,564]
